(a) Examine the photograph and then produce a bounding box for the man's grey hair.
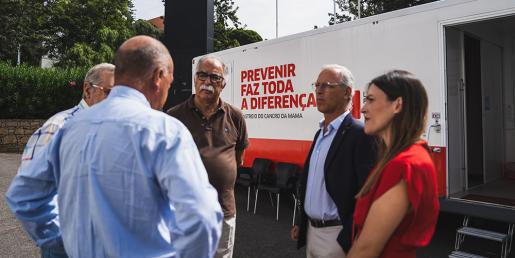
[321,64,354,88]
[84,63,115,85]
[196,55,229,77]
[321,64,354,107]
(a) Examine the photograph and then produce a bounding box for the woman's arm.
[347,180,410,258]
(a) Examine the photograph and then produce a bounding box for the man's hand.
[290,226,299,241]
[236,150,245,167]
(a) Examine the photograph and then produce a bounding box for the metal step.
[457,226,508,242]
[449,251,488,258]
[440,198,515,224]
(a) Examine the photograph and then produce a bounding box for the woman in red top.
[347,70,439,258]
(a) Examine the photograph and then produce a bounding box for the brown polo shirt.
[167,95,249,217]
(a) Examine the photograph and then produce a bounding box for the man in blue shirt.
[12,62,114,258]
[20,63,114,172]
[6,36,223,258]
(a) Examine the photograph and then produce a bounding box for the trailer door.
[444,14,515,207]
[446,27,467,195]
[481,40,504,183]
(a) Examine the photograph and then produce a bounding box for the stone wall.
[0,119,45,153]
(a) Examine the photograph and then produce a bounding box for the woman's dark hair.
[357,70,428,197]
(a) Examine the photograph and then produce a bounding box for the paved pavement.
[0,152,304,258]
[1,152,514,258]
[0,153,39,258]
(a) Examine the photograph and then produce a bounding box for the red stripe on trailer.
[243,139,447,198]
[243,138,312,168]
[352,90,361,119]
[429,146,447,197]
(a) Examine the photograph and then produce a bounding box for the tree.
[133,19,164,40]
[0,0,258,67]
[0,0,55,66]
[214,0,241,51]
[49,0,135,67]
[228,29,263,46]
[329,0,438,24]
[215,0,241,28]
[0,0,139,67]
[213,0,262,51]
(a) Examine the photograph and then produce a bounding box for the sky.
[132,0,335,40]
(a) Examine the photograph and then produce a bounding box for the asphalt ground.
[0,153,39,258]
[1,152,514,258]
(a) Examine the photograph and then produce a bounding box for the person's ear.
[151,66,165,90]
[393,97,403,114]
[344,86,352,101]
[83,83,92,99]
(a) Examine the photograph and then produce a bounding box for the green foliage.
[0,0,151,67]
[228,29,263,46]
[215,0,241,29]
[0,0,54,66]
[330,0,438,24]
[214,0,241,51]
[0,0,260,66]
[133,19,164,40]
[214,23,241,51]
[0,62,86,119]
[214,0,262,51]
[50,0,135,67]
[58,43,97,68]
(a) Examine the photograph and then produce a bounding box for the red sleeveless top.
[353,141,439,258]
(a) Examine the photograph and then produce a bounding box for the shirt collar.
[318,111,350,132]
[78,99,89,109]
[187,94,226,114]
[109,85,151,108]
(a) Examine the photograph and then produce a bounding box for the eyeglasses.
[90,83,111,95]
[196,72,224,83]
[311,82,347,91]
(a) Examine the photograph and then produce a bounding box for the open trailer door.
[445,14,515,209]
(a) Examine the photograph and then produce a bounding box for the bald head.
[114,36,173,84]
[114,36,174,110]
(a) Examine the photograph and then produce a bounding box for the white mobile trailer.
[193,0,515,228]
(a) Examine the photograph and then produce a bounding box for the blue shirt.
[304,111,350,221]
[20,99,88,169]
[6,86,223,258]
[6,99,88,251]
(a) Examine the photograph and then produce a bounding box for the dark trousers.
[40,246,68,258]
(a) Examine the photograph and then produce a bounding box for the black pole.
[163,0,214,109]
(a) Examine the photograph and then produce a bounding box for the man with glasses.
[83,64,114,105]
[18,62,114,171]
[5,63,114,258]
[168,55,248,258]
[291,64,376,258]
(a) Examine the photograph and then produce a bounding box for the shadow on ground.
[233,186,304,258]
